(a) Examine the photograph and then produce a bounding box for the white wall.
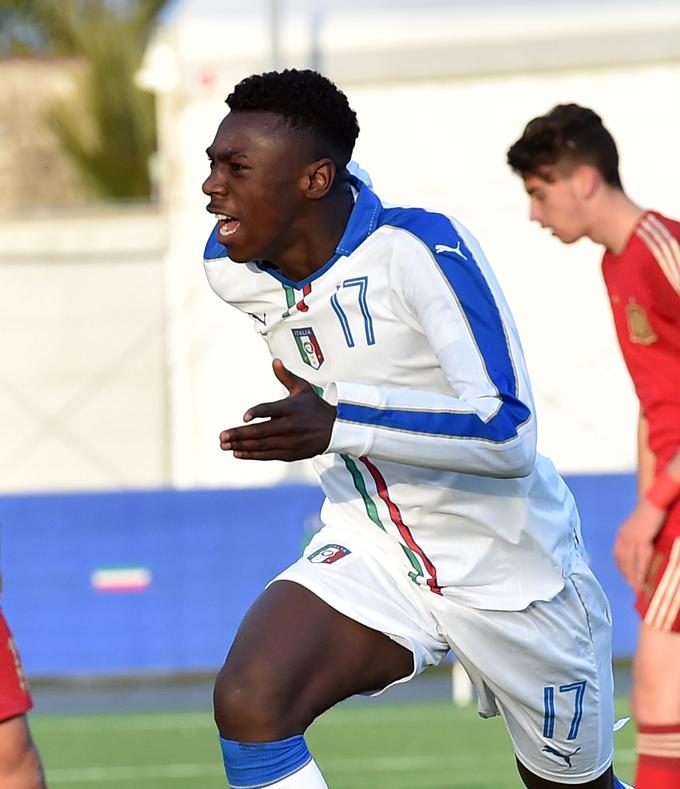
[0,207,168,493]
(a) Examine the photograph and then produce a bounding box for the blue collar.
[256,176,384,289]
[335,175,383,256]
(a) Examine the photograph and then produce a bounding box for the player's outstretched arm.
[219,358,336,461]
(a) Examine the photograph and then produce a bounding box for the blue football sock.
[220,734,312,787]
[613,777,635,789]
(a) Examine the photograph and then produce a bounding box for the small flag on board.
[91,567,152,593]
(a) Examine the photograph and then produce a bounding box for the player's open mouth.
[215,213,241,238]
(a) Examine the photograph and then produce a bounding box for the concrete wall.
[0,205,168,492]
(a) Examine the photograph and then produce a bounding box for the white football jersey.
[204,178,583,610]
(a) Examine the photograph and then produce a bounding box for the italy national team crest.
[292,327,325,369]
[307,544,351,564]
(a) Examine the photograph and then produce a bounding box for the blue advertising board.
[0,485,324,677]
[0,473,638,679]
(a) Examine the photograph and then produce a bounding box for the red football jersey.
[602,210,680,537]
[0,610,32,721]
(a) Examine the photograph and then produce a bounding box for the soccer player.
[0,608,45,788]
[508,103,680,789]
[203,70,624,788]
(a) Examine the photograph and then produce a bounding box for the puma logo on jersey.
[435,242,467,259]
[542,745,581,767]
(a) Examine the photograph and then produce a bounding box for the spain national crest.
[626,299,657,345]
[292,327,325,369]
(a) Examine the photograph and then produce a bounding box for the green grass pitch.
[32,699,636,788]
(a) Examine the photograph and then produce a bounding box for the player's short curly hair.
[507,103,622,188]
[226,69,359,167]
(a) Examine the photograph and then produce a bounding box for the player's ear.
[574,164,600,200]
[304,158,336,200]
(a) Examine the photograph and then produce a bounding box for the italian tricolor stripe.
[91,567,152,593]
[341,454,383,530]
[341,454,424,583]
[297,284,312,312]
[283,284,296,308]
[282,283,312,317]
[359,457,441,594]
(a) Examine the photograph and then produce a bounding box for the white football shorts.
[272,524,614,785]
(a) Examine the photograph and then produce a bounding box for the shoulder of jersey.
[378,203,473,264]
[204,223,228,261]
[635,211,680,296]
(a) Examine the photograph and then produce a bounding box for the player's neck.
[588,189,645,256]
[267,188,354,283]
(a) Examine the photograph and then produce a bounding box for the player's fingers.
[624,552,638,590]
[614,539,638,589]
[633,544,654,591]
[243,398,289,422]
[232,448,301,462]
[613,534,630,575]
[220,421,279,448]
[272,358,308,395]
[221,421,312,459]
[628,547,640,590]
[229,438,292,455]
[220,429,301,460]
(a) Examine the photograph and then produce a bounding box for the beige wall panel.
[0,212,167,492]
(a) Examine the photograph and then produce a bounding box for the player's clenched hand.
[613,499,665,591]
[219,358,336,461]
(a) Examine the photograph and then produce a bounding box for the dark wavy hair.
[507,103,622,188]
[226,69,359,167]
